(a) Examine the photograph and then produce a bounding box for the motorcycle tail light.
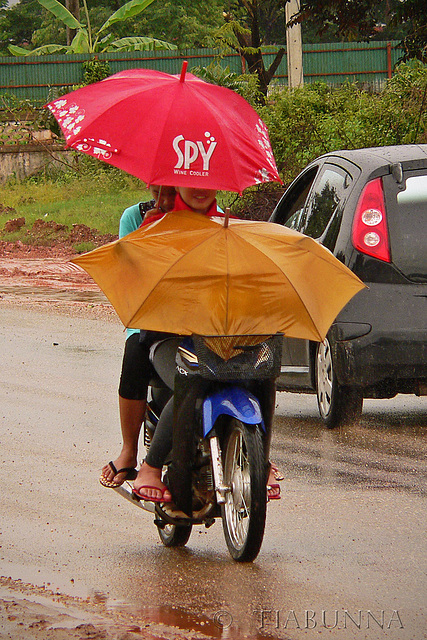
[352,177,391,262]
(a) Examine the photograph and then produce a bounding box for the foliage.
[81,58,111,84]
[1,57,427,241]
[7,0,177,55]
[259,61,427,184]
[0,0,44,54]
[230,182,285,221]
[392,0,427,63]
[1,0,222,54]
[216,1,286,102]
[293,1,427,61]
[0,93,57,142]
[190,63,262,107]
[119,0,224,48]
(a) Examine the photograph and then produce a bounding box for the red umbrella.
[45,62,281,193]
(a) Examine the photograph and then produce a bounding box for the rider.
[132,186,219,502]
[131,187,282,503]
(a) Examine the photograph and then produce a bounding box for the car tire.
[315,337,363,428]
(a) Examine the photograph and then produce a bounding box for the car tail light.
[352,177,391,262]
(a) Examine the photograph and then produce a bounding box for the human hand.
[143,207,161,220]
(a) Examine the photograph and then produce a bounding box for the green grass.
[0,161,239,244]
[1,175,148,237]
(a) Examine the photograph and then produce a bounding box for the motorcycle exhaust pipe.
[113,482,156,513]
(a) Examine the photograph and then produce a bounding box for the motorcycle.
[114,333,282,562]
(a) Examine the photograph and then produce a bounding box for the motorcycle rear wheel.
[221,419,266,562]
[157,522,192,547]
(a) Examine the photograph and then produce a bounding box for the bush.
[260,61,427,184]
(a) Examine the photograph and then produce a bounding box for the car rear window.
[386,172,427,282]
[285,165,352,250]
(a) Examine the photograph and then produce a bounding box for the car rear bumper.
[331,327,427,390]
[330,282,427,390]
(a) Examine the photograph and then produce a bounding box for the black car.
[270,145,427,427]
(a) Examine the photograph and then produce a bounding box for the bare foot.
[100,451,138,487]
[267,464,281,501]
[133,462,172,502]
[270,461,284,481]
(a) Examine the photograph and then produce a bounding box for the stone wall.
[0,144,73,183]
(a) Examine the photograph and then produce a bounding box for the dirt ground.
[0,577,210,640]
[0,242,195,640]
[0,241,95,285]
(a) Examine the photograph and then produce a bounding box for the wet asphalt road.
[0,303,426,640]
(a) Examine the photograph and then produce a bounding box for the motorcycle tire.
[157,523,192,547]
[221,419,267,562]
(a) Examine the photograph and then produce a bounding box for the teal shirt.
[119,203,145,239]
[120,202,151,338]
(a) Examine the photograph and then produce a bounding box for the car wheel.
[315,337,363,428]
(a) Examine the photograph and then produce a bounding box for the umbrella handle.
[224,208,230,228]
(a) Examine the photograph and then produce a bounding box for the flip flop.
[132,485,172,503]
[267,483,281,501]
[99,461,137,488]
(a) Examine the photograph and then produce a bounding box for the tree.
[217,0,286,102]
[292,0,427,61]
[8,0,177,55]
[0,0,44,54]
[391,0,427,63]
[124,0,224,48]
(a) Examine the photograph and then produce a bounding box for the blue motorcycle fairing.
[202,387,265,438]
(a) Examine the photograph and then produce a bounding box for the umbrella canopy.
[45,63,281,193]
[72,209,365,341]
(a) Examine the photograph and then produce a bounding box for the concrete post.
[285,0,304,88]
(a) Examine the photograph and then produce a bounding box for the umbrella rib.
[179,89,242,191]
[150,89,182,182]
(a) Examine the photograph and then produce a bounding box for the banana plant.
[9,0,177,55]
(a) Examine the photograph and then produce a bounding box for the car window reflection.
[286,167,352,248]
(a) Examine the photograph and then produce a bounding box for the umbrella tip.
[180,61,188,83]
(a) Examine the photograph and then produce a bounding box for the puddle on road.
[110,602,282,640]
[2,563,275,639]
[0,285,108,304]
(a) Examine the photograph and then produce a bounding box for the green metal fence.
[0,41,402,104]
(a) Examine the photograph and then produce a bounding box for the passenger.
[130,187,282,503]
[99,185,176,489]
[132,187,221,502]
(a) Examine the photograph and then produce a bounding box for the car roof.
[315,144,427,172]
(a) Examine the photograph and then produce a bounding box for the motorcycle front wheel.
[221,419,266,562]
[157,522,192,547]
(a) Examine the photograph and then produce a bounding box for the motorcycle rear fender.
[202,387,265,438]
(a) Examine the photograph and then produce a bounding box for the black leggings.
[118,333,153,401]
[145,397,174,468]
[144,337,181,469]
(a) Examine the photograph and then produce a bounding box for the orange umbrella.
[72,209,365,340]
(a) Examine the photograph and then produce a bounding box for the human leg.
[100,333,151,488]
[100,396,146,487]
[133,397,173,501]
